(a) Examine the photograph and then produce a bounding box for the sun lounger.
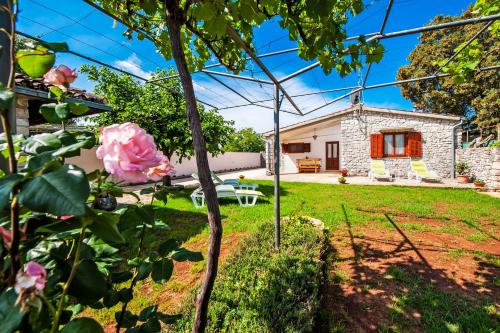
[408,160,441,182]
[368,159,392,181]
[191,185,264,208]
[191,172,258,190]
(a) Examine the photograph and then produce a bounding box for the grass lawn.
[96,181,499,332]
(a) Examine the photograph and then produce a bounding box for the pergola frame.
[15,1,500,250]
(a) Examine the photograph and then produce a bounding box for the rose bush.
[0,34,201,333]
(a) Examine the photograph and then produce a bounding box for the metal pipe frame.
[273,83,280,251]
[201,70,272,85]
[433,20,494,75]
[15,31,218,110]
[362,0,394,87]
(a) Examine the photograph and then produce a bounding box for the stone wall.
[340,110,459,177]
[15,96,29,135]
[456,147,500,190]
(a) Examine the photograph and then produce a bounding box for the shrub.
[174,216,327,333]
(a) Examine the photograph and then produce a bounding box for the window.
[383,133,406,157]
[370,132,422,158]
[281,142,311,154]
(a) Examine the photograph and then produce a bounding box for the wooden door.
[325,141,340,170]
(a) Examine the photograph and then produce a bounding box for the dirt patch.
[319,222,499,332]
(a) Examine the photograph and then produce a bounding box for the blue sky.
[18,0,475,132]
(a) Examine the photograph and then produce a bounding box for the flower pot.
[457,175,469,183]
[340,169,349,177]
[474,182,485,188]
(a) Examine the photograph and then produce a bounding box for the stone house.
[263,105,462,178]
[12,73,111,135]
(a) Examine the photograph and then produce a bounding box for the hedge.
[173,216,327,333]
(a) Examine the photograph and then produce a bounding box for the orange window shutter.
[370,133,383,158]
[304,143,311,153]
[407,132,422,158]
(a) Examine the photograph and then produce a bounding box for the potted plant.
[473,179,486,188]
[455,161,470,183]
[338,176,347,184]
[239,174,245,180]
[340,169,349,177]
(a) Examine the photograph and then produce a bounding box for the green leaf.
[117,288,133,303]
[114,311,137,329]
[23,132,62,155]
[0,88,15,110]
[137,262,152,281]
[151,259,173,283]
[154,189,169,204]
[39,41,69,53]
[48,86,64,100]
[0,174,23,211]
[171,248,203,262]
[25,151,62,174]
[157,313,182,324]
[88,210,125,245]
[68,102,89,116]
[40,103,63,124]
[68,259,108,305]
[158,239,178,257]
[139,187,154,195]
[16,48,55,78]
[55,103,71,119]
[140,318,161,333]
[61,317,104,333]
[0,289,25,333]
[111,271,133,283]
[19,164,90,216]
[138,305,158,321]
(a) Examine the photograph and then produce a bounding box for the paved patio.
[172,168,477,189]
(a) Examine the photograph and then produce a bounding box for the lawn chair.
[191,185,264,208]
[368,159,392,181]
[408,160,441,182]
[191,172,258,190]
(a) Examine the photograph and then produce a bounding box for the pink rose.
[96,123,165,183]
[43,65,77,91]
[147,160,175,181]
[15,261,47,293]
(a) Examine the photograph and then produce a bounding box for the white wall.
[278,120,341,173]
[67,148,262,178]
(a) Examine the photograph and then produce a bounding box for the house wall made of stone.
[340,110,460,177]
[15,96,30,136]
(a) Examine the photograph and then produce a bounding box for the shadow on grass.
[318,205,499,332]
[461,218,499,242]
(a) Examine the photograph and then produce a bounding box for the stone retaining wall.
[456,147,500,190]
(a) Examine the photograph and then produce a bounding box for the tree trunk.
[165,14,223,333]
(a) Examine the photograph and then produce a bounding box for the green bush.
[174,216,327,333]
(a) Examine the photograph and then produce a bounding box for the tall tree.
[397,6,499,133]
[89,1,383,331]
[224,127,265,152]
[80,65,234,185]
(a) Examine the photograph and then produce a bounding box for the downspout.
[451,119,464,178]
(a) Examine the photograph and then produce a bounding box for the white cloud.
[114,53,152,79]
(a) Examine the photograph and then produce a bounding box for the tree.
[80,65,234,184]
[397,6,499,133]
[224,128,265,152]
[90,1,383,331]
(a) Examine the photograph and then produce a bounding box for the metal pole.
[273,83,281,251]
[0,0,15,173]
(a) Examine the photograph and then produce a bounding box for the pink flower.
[43,65,77,91]
[96,123,166,183]
[0,226,27,249]
[15,261,47,293]
[147,160,175,181]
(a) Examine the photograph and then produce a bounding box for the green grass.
[91,181,499,328]
[385,265,499,332]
